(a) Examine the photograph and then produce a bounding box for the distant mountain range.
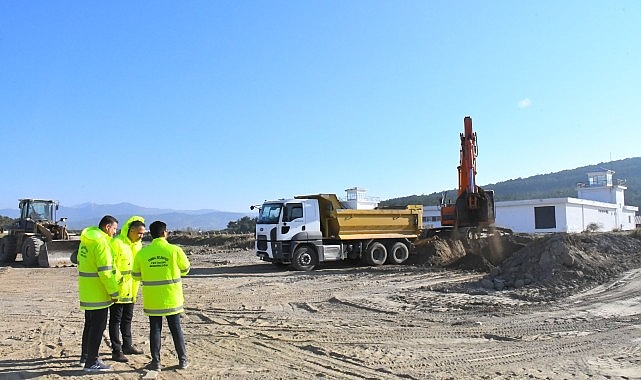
[0,202,253,231]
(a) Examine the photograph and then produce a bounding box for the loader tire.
[387,242,409,265]
[291,246,317,271]
[364,242,387,266]
[22,236,44,267]
[0,236,18,263]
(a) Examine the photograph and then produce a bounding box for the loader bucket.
[39,239,80,268]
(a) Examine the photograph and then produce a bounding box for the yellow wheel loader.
[0,199,79,267]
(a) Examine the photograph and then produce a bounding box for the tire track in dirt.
[182,264,636,377]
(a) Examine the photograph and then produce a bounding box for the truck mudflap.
[39,239,80,267]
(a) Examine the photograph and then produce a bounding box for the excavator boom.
[440,116,495,230]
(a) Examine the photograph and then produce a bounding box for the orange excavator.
[432,116,497,238]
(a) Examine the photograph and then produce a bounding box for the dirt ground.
[1,231,640,379]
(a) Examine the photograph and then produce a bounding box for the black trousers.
[149,313,187,364]
[109,303,135,352]
[81,307,109,364]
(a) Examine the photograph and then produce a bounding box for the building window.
[534,206,556,229]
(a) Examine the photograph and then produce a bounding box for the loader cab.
[18,199,57,231]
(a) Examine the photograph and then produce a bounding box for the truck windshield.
[257,203,282,224]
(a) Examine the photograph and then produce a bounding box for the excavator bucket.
[38,239,80,267]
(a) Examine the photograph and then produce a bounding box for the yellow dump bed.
[295,194,423,240]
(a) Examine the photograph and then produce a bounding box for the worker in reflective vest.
[77,215,120,372]
[133,220,190,371]
[108,216,146,362]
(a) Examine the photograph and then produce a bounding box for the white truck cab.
[255,198,323,269]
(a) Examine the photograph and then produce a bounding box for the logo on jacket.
[148,255,169,268]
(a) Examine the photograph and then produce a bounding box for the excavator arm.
[440,116,495,228]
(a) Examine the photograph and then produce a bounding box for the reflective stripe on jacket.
[110,216,144,303]
[77,226,119,310]
[132,237,190,316]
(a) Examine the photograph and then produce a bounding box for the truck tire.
[22,236,44,267]
[387,242,409,264]
[364,242,387,266]
[292,246,317,271]
[0,236,18,263]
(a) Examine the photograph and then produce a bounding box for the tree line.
[381,157,641,210]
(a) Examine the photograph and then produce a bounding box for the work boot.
[122,345,144,355]
[144,361,161,372]
[84,359,111,372]
[112,351,129,362]
[178,359,189,369]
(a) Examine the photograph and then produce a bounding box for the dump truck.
[252,193,423,271]
[0,199,79,267]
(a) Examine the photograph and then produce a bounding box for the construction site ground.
[0,231,640,379]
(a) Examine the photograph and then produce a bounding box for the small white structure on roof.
[341,187,380,210]
[423,170,638,233]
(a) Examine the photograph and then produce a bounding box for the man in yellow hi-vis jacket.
[109,216,146,362]
[78,215,120,372]
[133,220,190,371]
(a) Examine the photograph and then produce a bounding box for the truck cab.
[255,198,322,268]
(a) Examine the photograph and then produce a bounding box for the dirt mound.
[487,232,641,299]
[409,237,467,266]
[448,252,495,272]
[411,232,535,270]
[413,231,641,300]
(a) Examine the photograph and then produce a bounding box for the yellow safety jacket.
[110,216,144,304]
[77,226,119,310]
[132,237,190,316]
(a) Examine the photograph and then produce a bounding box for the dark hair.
[128,220,146,232]
[99,215,118,229]
[149,221,167,239]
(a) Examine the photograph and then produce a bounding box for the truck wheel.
[22,237,44,267]
[292,246,317,271]
[364,242,387,266]
[0,236,18,263]
[387,242,409,264]
[70,249,79,265]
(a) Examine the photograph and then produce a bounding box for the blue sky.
[1,1,639,213]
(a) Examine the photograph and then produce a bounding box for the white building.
[341,187,380,210]
[423,170,638,233]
